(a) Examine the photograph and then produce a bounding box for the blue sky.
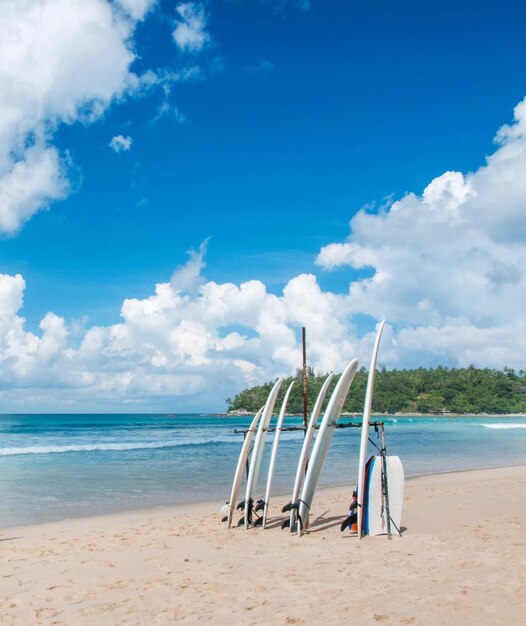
[0,0,526,410]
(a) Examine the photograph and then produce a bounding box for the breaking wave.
[0,436,237,456]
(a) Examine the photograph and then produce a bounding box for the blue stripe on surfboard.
[364,455,376,536]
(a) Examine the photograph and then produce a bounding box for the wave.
[0,436,238,457]
[482,424,526,430]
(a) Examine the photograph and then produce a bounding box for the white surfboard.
[364,455,404,536]
[357,320,385,539]
[225,406,264,528]
[285,372,334,531]
[244,378,283,528]
[297,358,359,535]
[260,381,295,528]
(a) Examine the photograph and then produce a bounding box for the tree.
[225,366,526,415]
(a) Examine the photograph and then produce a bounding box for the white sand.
[1,465,525,625]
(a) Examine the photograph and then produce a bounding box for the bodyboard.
[365,455,404,536]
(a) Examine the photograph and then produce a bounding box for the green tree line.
[226,366,526,415]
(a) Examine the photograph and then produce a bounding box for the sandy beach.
[1,465,524,625]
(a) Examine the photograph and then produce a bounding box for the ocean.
[1,413,525,528]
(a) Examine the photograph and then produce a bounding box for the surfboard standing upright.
[364,455,404,536]
[357,320,385,539]
[282,372,334,531]
[225,406,264,528]
[243,378,283,528]
[258,380,295,528]
[296,358,360,535]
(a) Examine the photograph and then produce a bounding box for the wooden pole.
[302,327,308,435]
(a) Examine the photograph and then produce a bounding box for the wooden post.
[302,327,308,435]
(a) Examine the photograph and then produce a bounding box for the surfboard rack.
[233,420,384,493]
[232,419,399,534]
[233,420,385,437]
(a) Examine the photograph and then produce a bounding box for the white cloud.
[116,0,157,21]
[317,96,526,368]
[173,3,210,52]
[0,99,525,410]
[109,135,133,152]
[0,246,361,410]
[170,239,209,293]
[0,0,156,234]
[155,102,187,124]
[0,145,68,233]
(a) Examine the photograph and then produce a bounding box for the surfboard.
[225,406,264,528]
[296,358,359,535]
[258,380,295,528]
[364,455,404,536]
[282,372,334,531]
[357,320,385,539]
[243,378,283,528]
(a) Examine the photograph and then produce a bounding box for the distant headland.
[225,366,526,416]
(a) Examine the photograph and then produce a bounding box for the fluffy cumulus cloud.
[0,243,365,410]
[317,96,526,369]
[1,98,525,410]
[172,2,210,52]
[109,135,133,152]
[0,0,156,234]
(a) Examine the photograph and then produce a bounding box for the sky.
[0,0,525,412]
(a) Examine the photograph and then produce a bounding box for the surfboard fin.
[221,515,228,523]
[281,518,290,530]
[236,500,245,511]
[281,501,292,513]
[253,516,263,527]
[340,515,354,532]
[254,499,265,513]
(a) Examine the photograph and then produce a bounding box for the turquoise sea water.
[0,413,525,528]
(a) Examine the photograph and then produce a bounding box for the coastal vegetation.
[226,366,526,415]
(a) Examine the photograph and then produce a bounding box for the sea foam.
[482,423,526,430]
[0,436,237,456]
